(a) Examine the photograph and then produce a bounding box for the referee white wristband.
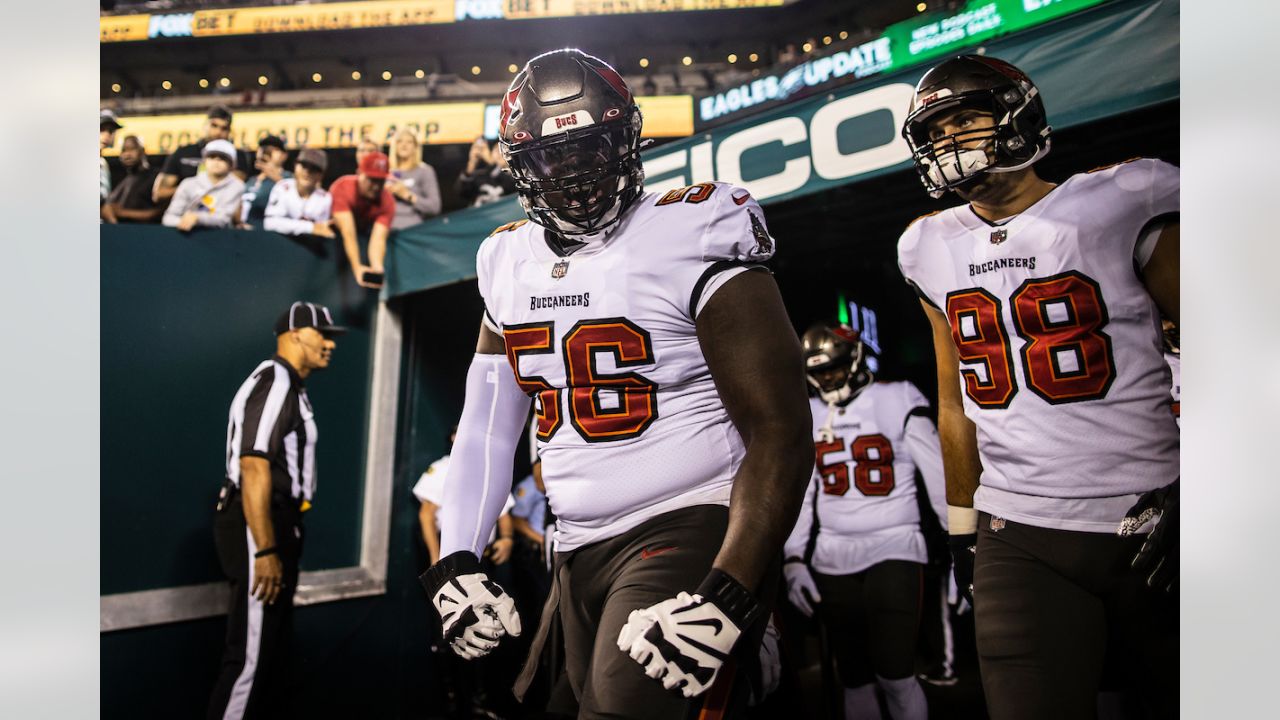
[947,505,979,535]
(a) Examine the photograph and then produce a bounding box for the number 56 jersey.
[896,158,1180,533]
[476,182,776,551]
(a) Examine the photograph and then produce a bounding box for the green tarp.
[385,0,1177,299]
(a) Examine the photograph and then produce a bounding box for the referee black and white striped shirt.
[225,355,317,503]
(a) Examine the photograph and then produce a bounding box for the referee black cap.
[274,301,347,336]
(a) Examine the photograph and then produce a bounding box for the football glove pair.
[616,569,762,698]
[1118,479,1179,593]
[420,551,522,659]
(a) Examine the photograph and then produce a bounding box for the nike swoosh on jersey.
[732,190,751,205]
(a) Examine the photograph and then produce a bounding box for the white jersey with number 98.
[897,158,1180,532]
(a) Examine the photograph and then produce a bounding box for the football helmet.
[498,49,645,237]
[901,55,1051,198]
[802,323,874,405]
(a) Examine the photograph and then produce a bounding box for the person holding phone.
[329,152,395,289]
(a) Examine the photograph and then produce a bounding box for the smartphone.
[362,270,385,285]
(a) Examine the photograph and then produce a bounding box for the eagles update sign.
[385,0,1179,297]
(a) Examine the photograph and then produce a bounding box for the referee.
[208,302,344,720]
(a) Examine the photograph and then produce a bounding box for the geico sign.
[645,83,915,202]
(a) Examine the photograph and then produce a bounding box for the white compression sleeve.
[439,353,533,560]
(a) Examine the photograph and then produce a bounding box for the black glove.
[1118,480,1179,592]
[949,533,976,606]
[925,528,951,570]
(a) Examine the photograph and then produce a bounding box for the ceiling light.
[218,77,230,88]
[258,75,269,86]
[839,30,848,40]
[727,54,737,63]
[508,64,518,73]
[312,73,322,83]
[682,56,692,66]
[917,2,927,11]
[161,80,172,90]
[749,53,759,62]
[471,66,481,75]
[639,58,649,68]
[199,78,209,88]
[802,42,813,53]
[382,70,392,80]
[351,70,362,80]
[111,83,121,93]
[415,69,425,78]
[823,36,832,45]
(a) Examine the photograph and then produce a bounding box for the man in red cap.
[330,150,396,289]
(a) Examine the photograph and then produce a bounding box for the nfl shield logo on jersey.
[990,228,1008,245]
[551,259,569,279]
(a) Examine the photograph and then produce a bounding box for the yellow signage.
[104,103,487,156]
[503,0,786,19]
[636,96,695,137]
[105,97,692,156]
[191,0,455,37]
[100,14,150,43]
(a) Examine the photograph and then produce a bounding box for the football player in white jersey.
[895,55,1179,718]
[783,323,948,720]
[417,49,814,719]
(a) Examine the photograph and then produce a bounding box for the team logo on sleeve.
[990,228,1008,245]
[749,210,774,256]
[551,259,570,279]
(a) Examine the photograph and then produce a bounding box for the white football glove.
[420,551,522,660]
[616,569,761,698]
[783,560,821,618]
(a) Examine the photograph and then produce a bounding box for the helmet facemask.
[804,330,874,405]
[503,114,644,237]
[903,79,1051,199]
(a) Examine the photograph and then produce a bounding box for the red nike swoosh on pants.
[640,546,678,560]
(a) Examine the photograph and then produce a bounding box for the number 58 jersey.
[476,182,776,551]
[896,158,1180,533]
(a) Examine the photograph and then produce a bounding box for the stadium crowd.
[99,103,512,290]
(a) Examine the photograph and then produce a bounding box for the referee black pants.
[207,496,303,720]
[973,512,1178,720]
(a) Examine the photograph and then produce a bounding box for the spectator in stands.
[387,128,442,230]
[101,135,162,224]
[161,139,245,231]
[264,148,334,238]
[455,137,516,208]
[153,104,245,205]
[355,136,380,167]
[101,109,123,205]
[330,152,394,289]
[240,134,292,230]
